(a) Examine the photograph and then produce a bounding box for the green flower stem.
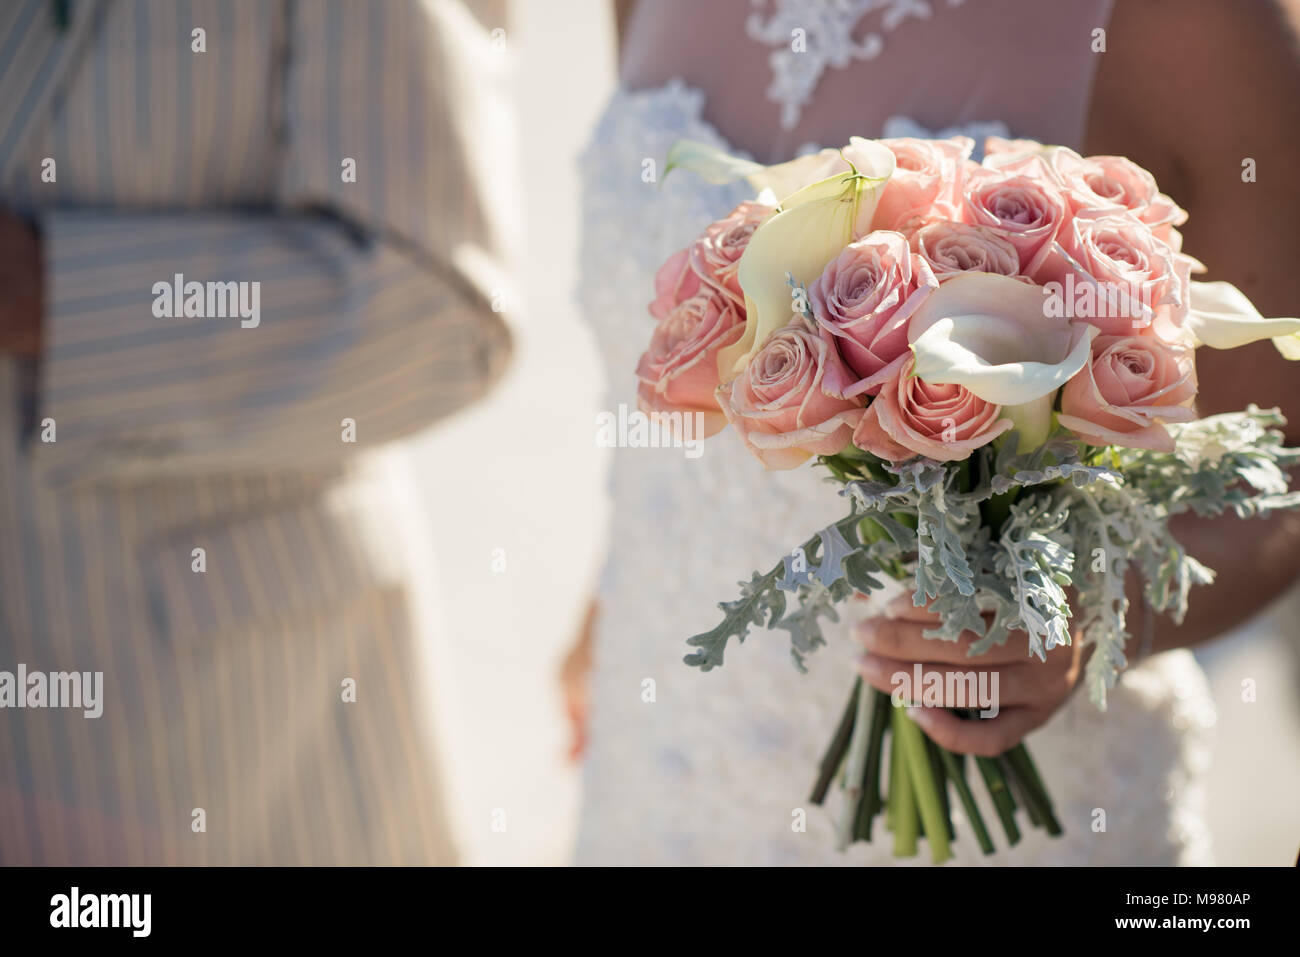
[888,705,919,857]
[886,721,901,834]
[1004,744,1062,836]
[975,755,1021,847]
[1012,740,1051,797]
[926,736,955,842]
[894,707,952,863]
[1000,755,1044,828]
[809,678,860,805]
[853,689,891,841]
[982,487,1020,534]
[938,747,995,855]
[835,676,877,851]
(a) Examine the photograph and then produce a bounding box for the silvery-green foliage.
[928,440,1114,656]
[922,526,1057,656]
[1067,407,1295,706]
[844,460,981,606]
[1067,483,1134,708]
[684,570,788,672]
[684,461,955,672]
[686,409,1299,706]
[923,529,1003,647]
[1112,406,1300,519]
[685,512,872,672]
[774,579,856,670]
[914,481,978,602]
[808,523,858,587]
[989,433,1121,495]
[991,495,1076,660]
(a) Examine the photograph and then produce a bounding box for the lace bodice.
[574,81,1216,865]
[617,0,1114,163]
[746,0,971,130]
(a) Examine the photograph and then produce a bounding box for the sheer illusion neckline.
[745,0,974,131]
[612,77,1010,165]
[618,0,1112,162]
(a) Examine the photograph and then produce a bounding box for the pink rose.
[1045,212,1185,334]
[647,201,771,320]
[688,200,772,309]
[808,230,938,398]
[885,207,948,238]
[649,248,702,320]
[852,356,1013,462]
[720,318,864,470]
[984,136,1051,159]
[870,137,974,233]
[910,220,1022,281]
[1051,152,1187,241]
[637,291,745,436]
[962,165,1069,278]
[1057,332,1197,452]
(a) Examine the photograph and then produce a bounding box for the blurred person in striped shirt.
[0,0,513,864]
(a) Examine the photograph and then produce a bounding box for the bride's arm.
[1087,0,1300,655]
[614,0,635,55]
[862,0,1300,754]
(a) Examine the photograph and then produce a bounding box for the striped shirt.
[0,0,513,864]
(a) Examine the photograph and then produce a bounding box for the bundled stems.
[888,704,919,857]
[835,678,877,850]
[974,755,1021,846]
[937,747,995,855]
[1004,743,1061,836]
[813,682,1062,862]
[925,737,955,842]
[892,706,952,863]
[885,712,901,834]
[852,689,891,840]
[809,678,860,805]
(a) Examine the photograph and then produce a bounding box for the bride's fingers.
[884,594,940,622]
[865,593,996,624]
[856,617,1026,665]
[850,592,940,620]
[856,654,1035,708]
[903,704,1046,758]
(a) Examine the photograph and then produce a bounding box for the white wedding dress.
[574,9,1217,866]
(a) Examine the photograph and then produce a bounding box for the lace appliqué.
[746,0,970,131]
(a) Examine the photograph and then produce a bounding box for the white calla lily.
[719,141,896,375]
[662,139,766,185]
[908,273,1097,407]
[664,136,893,200]
[662,135,896,376]
[1276,333,1300,360]
[1000,393,1057,455]
[1185,280,1300,358]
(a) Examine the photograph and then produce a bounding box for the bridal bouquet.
[637,134,1300,862]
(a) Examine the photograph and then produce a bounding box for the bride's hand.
[854,595,1088,757]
